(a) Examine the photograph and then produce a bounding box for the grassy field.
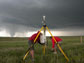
[0,36,84,63]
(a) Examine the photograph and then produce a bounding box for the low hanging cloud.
[0,0,84,37]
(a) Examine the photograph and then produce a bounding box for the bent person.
[50,36,62,54]
[28,31,43,63]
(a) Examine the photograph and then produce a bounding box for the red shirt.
[51,36,62,48]
[28,32,40,43]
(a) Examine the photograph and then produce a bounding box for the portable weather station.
[23,16,69,62]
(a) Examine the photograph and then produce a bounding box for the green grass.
[0,36,84,63]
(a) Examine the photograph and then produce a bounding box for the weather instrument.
[23,16,69,62]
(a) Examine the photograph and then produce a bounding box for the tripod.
[23,16,69,62]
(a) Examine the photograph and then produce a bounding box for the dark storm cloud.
[0,0,84,36]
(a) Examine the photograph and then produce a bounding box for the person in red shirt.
[28,31,42,63]
[50,36,62,54]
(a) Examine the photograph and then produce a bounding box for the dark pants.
[28,40,34,50]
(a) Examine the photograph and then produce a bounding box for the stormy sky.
[0,0,84,37]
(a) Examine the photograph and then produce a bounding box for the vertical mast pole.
[42,16,46,46]
[42,16,46,55]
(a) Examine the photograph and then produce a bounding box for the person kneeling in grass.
[50,36,62,54]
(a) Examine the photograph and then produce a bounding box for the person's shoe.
[32,61,34,63]
[51,48,54,52]
[53,52,57,54]
[31,59,35,63]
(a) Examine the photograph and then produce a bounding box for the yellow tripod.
[23,26,69,62]
[23,16,69,62]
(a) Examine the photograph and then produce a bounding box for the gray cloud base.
[0,0,84,36]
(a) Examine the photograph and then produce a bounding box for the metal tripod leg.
[46,26,69,62]
[23,48,30,60]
